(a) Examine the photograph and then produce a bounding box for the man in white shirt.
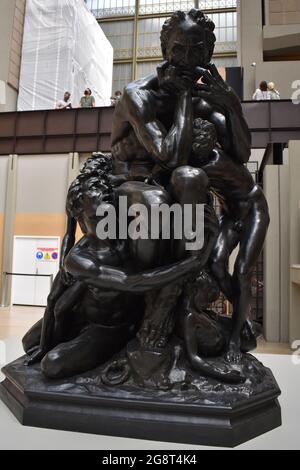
[55,91,72,109]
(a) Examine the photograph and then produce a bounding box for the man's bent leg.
[41,323,133,379]
[22,319,43,354]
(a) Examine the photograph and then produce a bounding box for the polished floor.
[0,305,293,354]
[0,305,42,340]
[0,305,298,450]
[1,351,299,449]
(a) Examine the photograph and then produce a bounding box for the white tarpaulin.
[18,0,113,110]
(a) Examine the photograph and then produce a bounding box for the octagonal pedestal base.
[0,355,281,448]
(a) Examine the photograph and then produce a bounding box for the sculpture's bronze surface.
[0,10,281,447]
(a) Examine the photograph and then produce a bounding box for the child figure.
[190,118,269,363]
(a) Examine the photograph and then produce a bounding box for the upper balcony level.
[0,99,299,156]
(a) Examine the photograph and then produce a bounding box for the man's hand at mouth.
[157,62,197,94]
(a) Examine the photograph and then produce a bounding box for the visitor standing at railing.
[253,81,270,100]
[79,88,96,108]
[55,91,72,109]
[268,82,280,100]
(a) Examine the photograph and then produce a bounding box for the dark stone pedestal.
[0,355,281,448]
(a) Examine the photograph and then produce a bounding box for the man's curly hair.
[160,9,216,63]
[66,153,114,220]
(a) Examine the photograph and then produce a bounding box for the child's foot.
[225,341,243,364]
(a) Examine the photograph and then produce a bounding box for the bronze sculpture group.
[22,9,270,389]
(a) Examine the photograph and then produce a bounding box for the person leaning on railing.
[268,82,280,100]
[79,88,96,108]
[55,91,72,109]
[252,81,269,101]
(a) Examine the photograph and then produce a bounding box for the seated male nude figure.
[110,10,253,362]
[111,10,250,181]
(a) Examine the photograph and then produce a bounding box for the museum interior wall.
[264,163,290,342]
[0,154,73,304]
[14,154,69,241]
[240,0,300,99]
[262,142,300,345]
[288,141,300,346]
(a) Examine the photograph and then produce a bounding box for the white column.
[264,165,281,341]
[289,141,300,346]
[239,0,263,99]
[0,155,18,307]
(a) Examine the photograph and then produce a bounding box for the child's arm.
[66,252,200,294]
[60,215,77,270]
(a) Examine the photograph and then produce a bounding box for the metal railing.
[0,100,299,156]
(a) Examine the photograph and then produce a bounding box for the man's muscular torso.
[111,74,228,176]
[65,237,137,327]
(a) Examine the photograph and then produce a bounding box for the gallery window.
[85,0,237,93]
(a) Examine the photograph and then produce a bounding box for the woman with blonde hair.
[268,82,280,100]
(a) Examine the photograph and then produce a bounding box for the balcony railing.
[0,100,299,156]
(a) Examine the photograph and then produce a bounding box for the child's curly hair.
[66,153,114,220]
